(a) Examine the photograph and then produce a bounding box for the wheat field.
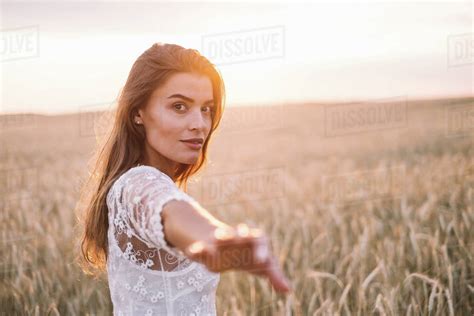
[0,96,473,315]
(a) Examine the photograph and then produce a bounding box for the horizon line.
[0,93,472,117]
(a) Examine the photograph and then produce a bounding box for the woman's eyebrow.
[167,93,214,105]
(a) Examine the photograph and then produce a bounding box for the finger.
[237,223,267,242]
[184,241,216,264]
[253,237,270,265]
[185,240,205,256]
[214,226,236,240]
[241,226,266,247]
[214,227,237,247]
[264,256,293,293]
[249,227,264,238]
[236,223,250,237]
[215,225,253,248]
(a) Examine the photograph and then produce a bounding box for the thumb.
[265,256,292,293]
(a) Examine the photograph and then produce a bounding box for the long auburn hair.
[75,43,226,279]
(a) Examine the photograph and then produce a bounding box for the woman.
[77,43,292,315]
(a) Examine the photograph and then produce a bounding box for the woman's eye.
[173,103,186,111]
[173,103,214,114]
[203,106,214,113]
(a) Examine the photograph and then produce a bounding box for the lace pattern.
[106,165,220,315]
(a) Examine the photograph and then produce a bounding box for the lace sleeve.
[119,166,197,259]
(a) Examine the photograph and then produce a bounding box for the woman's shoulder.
[108,165,170,196]
[117,165,172,185]
[107,165,172,204]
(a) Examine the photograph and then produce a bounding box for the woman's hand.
[184,223,293,294]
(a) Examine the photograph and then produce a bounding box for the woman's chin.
[178,156,199,165]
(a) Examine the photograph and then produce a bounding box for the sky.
[0,1,472,115]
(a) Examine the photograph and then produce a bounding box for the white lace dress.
[106,165,220,316]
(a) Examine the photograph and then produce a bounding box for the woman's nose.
[189,109,207,130]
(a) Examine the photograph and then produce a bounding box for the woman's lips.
[180,140,202,150]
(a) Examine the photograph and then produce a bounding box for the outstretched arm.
[161,200,293,294]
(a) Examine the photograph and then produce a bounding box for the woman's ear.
[134,108,146,125]
[134,111,143,125]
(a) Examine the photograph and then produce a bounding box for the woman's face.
[135,72,214,175]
